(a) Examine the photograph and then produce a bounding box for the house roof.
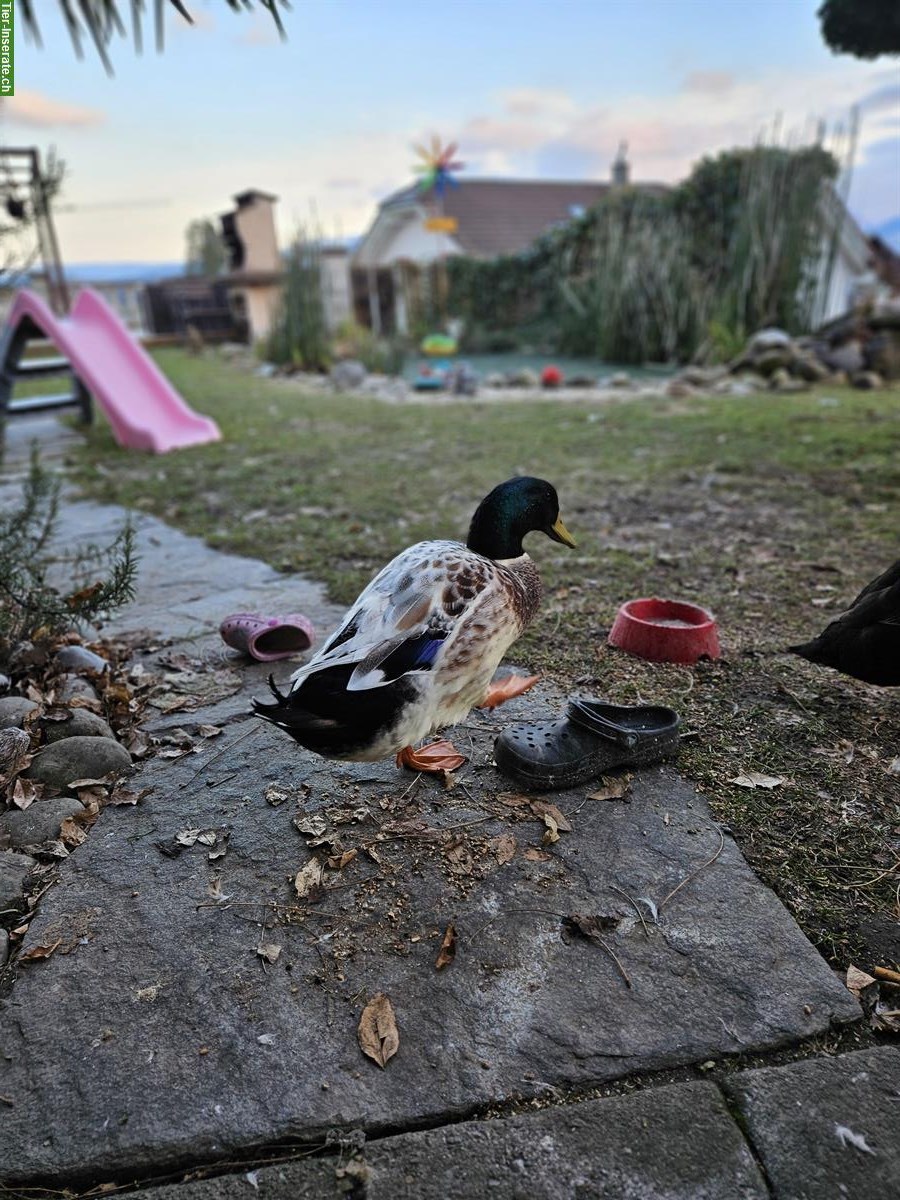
[439,179,612,256]
[371,177,668,260]
[378,178,612,257]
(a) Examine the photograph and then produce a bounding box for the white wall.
[381,214,461,265]
[320,252,353,331]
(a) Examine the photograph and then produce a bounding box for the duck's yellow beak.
[549,515,577,548]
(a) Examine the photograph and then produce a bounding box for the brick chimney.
[611,143,630,187]
[221,189,280,273]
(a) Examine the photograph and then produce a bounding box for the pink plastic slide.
[4,288,221,453]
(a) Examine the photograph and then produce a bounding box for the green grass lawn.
[68,350,900,970]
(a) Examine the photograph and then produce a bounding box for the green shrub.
[266,230,330,371]
[444,140,840,364]
[0,446,137,668]
[331,319,407,376]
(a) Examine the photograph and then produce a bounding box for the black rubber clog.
[494,698,681,792]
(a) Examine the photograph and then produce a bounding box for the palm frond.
[19,1,289,71]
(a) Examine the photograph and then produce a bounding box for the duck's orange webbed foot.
[477,673,540,710]
[396,740,467,772]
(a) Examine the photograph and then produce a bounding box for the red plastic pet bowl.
[608,597,720,664]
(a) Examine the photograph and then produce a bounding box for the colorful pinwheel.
[413,136,464,197]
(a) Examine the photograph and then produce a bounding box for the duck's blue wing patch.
[378,631,447,681]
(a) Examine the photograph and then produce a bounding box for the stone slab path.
[0,417,896,1197]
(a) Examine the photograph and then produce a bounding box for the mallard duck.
[789,558,900,686]
[252,477,576,763]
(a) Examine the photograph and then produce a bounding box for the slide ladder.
[0,288,221,453]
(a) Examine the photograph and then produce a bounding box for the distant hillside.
[60,262,184,285]
[874,217,900,254]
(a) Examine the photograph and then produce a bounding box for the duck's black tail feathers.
[252,667,413,757]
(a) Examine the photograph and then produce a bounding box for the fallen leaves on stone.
[327,848,357,871]
[587,775,632,802]
[435,923,457,970]
[107,785,151,807]
[529,801,572,833]
[265,783,291,807]
[561,912,631,988]
[729,771,785,790]
[207,830,230,861]
[523,848,551,862]
[59,817,88,849]
[257,943,282,964]
[488,833,516,864]
[175,828,218,848]
[9,777,41,811]
[358,993,399,1068]
[294,857,325,899]
[19,907,101,963]
[845,964,900,1034]
[294,813,328,838]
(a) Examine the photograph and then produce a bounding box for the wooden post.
[367,267,382,335]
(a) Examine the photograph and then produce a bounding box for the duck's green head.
[466,477,577,560]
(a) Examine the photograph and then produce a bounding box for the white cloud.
[5,89,105,128]
[445,62,899,212]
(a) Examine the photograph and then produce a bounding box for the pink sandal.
[219,612,315,662]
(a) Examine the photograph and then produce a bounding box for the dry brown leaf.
[846,964,878,1004]
[208,831,230,861]
[435,923,457,971]
[10,777,40,811]
[294,814,328,838]
[730,771,785,790]
[20,940,62,963]
[150,695,192,715]
[108,785,151,807]
[265,784,291,807]
[488,833,517,864]
[443,837,474,876]
[529,800,572,832]
[257,943,282,964]
[294,857,325,899]
[564,912,620,941]
[68,777,111,790]
[198,724,223,739]
[523,848,551,862]
[587,775,632,802]
[327,849,358,871]
[59,818,87,849]
[41,706,72,723]
[497,792,530,807]
[541,815,560,845]
[126,731,153,759]
[357,993,399,1068]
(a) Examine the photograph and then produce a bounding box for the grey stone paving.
[724,1047,900,1200]
[1,420,890,1198]
[135,1081,769,1200]
[0,487,862,1188]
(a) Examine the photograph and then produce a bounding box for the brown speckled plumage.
[253,477,574,762]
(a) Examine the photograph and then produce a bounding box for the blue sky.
[4,0,899,262]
